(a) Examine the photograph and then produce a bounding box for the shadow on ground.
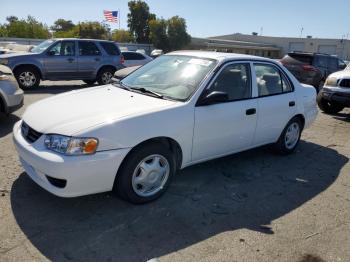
[332,111,350,123]
[0,113,20,138]
[11,141,348,261]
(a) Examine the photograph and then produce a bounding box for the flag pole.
[118,9,121,30]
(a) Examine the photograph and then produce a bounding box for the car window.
[328,57,338,72]
[123,52,145,60]
[339,59,346,69]
[100,42,120,55]
[48,41,75,56]
[208,63,251,101]
[314,56,328,68]
[78,41,101,56]
[254,64,285,96]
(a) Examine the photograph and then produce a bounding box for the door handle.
[246,108,256,115]
[67,58,74,63]
[289,101,296,107]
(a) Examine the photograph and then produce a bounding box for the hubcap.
[101,71,113,84]
[132,154,170,197]
[19,71,36,87]
[285,122,300,150]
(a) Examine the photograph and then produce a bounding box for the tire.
[14,66,40,89]
[272,117,303,155]
[317,92,344,114]
[114,142,176,204]
[96,67,115,85]
[83,79,96,85]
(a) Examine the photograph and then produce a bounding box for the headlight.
[0,74,10,81]
[44,134,98,155]
[0,58,8,65]
[325,77,338,87]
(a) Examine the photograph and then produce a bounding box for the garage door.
[289,42,305,52]
[318,45,337,55]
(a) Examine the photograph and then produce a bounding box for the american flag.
[103,10,118,23]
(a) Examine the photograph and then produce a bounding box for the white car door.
[192,62,258,162]
[252,62,297,145]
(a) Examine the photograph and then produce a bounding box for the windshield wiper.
[112,80,132,91]
[130,87,164,99]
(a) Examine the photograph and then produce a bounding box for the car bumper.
[13,120,131,197]
[320,88,350,107]
[0,82,24,113]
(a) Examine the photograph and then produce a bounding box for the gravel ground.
[1,81,350,262]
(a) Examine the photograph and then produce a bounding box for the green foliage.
[149,19,169,51]
[112,29,134,42]
[77,21,110,39]
[51,19,75,32]
[127,0,155,43]
[167,16,191,51]
[2,16,50,39]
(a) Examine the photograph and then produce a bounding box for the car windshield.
[121,55,217,101]
[31,40,55,53]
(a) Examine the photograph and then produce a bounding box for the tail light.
[302,64,318,72]
[120,55,125,64]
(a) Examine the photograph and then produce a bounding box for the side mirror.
[197,91,229,106]
[47,50,56,56]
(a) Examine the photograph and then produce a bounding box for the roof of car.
[53,38,115,42]
[168,50,274,62]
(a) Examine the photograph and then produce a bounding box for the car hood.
[22,85,178,135]
[0,52,36,59]
[328,70,350,79]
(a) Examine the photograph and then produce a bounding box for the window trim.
[196,61,253,106]
[253,62,295,98]
[78,41,102,56]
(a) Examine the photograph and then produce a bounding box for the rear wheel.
[14,66,40,89]
[114,143,176,204]
[97,67,115,85]
[272,117,303,155]
[317,92,344,114]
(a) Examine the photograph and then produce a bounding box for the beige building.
[189,33,350,60]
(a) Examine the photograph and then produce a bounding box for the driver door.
[43,40,78,79]
[192,62,258,162]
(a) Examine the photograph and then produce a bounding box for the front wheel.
[97,67,115,85]
[15,67,40,89]
[272,117,303,154]
[114,143,176,204]
[317,93,344,114]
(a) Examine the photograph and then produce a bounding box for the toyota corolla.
[13,51,318,204]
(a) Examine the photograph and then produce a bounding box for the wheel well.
[97,65,117,76]
[122,137,183,170]
[13,64,42,79]
[294,114,305,129]
[0,94,5,113]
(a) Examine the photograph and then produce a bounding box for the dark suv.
[0,39,124,89]
[280,52,347,91]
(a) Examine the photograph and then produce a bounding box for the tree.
[167,16,191,51]
[112,29,133,42]
[3,16,50,39]
[51,19,75,32]
[127,0,155,43]
[149,18,169,51]
[77,21,110,39]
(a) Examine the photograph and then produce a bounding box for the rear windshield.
[287,53,313,64]
[100,42,121,56]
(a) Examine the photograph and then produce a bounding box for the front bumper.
[320,87,350,107]
[0,81,24,113]
[13,121,131,197]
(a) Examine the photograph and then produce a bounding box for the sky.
[1,0,350,39]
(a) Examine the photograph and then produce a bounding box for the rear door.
[253,63,297,145]
[43,40,78,79]
[77,41,102,79]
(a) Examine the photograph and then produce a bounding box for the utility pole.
[299,27,304,38]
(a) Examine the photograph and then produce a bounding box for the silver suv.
[0,39,124,89]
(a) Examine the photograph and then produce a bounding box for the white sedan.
[13,51,318,203]
[122,51,153,67]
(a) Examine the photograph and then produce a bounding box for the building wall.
[210,34,350,60]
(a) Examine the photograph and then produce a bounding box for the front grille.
[21,122,42,143]
[339,79,350,88]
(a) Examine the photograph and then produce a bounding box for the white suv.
[317,63,350,114]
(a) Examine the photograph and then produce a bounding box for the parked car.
[0,39,124,89]
[13,51,317,203]
[150,49,164,59]
[113,65,141,80]
[0,65,24,115]
[122,51,152,67]
[280,52,347,90]
[317,63,350,113]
